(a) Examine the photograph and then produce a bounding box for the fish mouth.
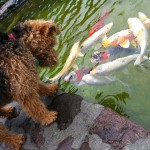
[64,76,70,82]
[90,58,96,63]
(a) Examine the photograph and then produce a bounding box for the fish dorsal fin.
[78,52,84,57]
[119,40,130,48]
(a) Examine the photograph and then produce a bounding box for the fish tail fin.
[97,8,109,23]
[134,54,144,66]
[102,8,109,18]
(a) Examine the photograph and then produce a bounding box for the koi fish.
[64,67,92,85]
[138,12,150,29]
[64,68,116,86]
[48,42,83,82]
[88,9,109,37]
[80,22,113,51]
[102,29,135,48]
[128,17,148,66]
[82,74,117,85]
[90,45,137,63]
[90,54,149,76]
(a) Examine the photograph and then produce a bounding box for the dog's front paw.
[41,111,58,125]
[47,83,59,95]
[12,134,25,150]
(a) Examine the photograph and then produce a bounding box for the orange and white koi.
[88,9,109,37]
[128,17,148,66]
[102,29,135,48]
[80,22,113,51]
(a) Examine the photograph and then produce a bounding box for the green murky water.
[1,0,150,129]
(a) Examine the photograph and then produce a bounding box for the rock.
[49,92,83,130]
[90,108,150,149]
[56,136,74,150]
[79,142,91,150]
[30,123,45,149]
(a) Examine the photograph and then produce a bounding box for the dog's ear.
[49,25,60,35]
[41,22,60,36]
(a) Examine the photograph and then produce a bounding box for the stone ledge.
[0,92,149,150]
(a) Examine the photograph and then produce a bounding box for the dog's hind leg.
[17,93,57,125]
[0,124,24,150]
[38,81,59,96]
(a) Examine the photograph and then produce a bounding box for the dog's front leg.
[38,81,59,96]
[17,93,57,125]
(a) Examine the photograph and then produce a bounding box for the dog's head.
[12,20,60,67]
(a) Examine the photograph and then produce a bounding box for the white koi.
[82,74,116,85]
[48,42,83,82]
[128,17,148,66]
[90,54,149,76]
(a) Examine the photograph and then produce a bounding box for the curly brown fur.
[0,20,60,150]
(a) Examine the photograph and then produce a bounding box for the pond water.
[1,0,150,129]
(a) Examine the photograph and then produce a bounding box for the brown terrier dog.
[0,20,60,150]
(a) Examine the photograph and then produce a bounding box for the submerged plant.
[96,92,130,117]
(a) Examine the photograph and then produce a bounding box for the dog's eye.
[12,25,29,33]
[12,25,22,33]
